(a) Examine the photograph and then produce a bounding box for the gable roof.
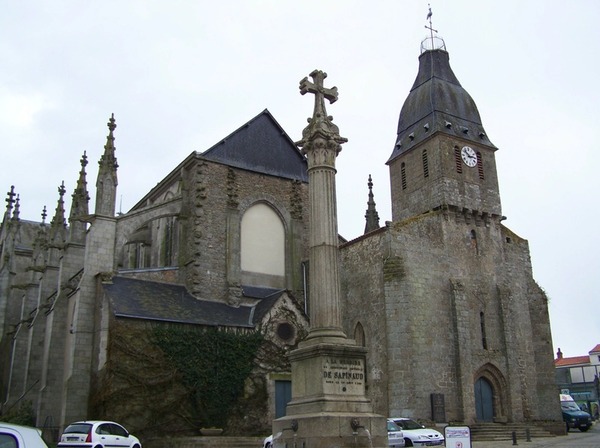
[589,344,600,354]
[102,276,284,328]
[555,355,591,367]
[202,109,308,182]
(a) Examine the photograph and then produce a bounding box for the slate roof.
[388,49,495,164]
[103,276,284,328]
[202,109,308,182]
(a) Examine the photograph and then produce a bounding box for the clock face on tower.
[461,146,477,167]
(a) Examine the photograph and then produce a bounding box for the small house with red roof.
[555,345,600,417]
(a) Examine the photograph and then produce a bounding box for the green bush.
[1,400,35,426]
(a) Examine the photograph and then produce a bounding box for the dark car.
[560,394,592,432]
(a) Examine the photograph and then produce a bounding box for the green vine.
[152,326,263,429]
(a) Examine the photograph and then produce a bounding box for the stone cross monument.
[271,70,387,447]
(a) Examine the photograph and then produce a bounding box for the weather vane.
[425,4,437,50]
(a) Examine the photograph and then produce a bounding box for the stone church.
[0,35,563,439]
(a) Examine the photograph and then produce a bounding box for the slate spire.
[95,114,119,216]
[364,174,380,234]
[388,39,494,164]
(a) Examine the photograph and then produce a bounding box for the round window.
[276,322,294,341]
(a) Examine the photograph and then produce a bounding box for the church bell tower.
[387,35,502,224]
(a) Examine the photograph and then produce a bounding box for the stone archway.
[473,363,508,423]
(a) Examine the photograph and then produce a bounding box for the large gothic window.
[241,203,285,280]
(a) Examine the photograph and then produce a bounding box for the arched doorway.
[474,377,494,422]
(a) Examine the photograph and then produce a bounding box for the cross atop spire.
[41,206,47,225]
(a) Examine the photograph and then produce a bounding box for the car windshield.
[387,421,401,432]
[397,419,423,430]
[561,401,581,411]
[63,423,92,434]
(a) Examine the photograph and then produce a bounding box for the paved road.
[470,422,600,448]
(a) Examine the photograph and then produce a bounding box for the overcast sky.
[1,1,598,359]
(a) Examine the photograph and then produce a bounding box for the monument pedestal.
[272,339,388,448]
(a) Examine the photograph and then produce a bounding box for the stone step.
[470,424,555,441]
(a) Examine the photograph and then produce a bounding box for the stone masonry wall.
[340,208,558,427]
[181,158,309,302]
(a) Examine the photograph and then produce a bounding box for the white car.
[0,422,48,448]
[391,418,444,447]
[263,434,273,448]
[387,418,406,447]
[58,421,141,448]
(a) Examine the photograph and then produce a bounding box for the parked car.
[58,421,141,448]
[390,418,444,447]
[0,422,49,448]
[560,394,592,432]
[263,434,273,448]
[387,418,406,447]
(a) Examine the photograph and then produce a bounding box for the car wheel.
[265,443,272,448]
[580,426,590,432]
[404,438,413,447]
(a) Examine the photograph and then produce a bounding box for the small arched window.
[354,322,366,347]
[454,147,463,174]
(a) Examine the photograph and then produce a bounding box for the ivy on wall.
[152,326,263,429]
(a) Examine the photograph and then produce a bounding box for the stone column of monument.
[271,70,387,448]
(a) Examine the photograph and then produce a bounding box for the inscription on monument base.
[322,356,365,395]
